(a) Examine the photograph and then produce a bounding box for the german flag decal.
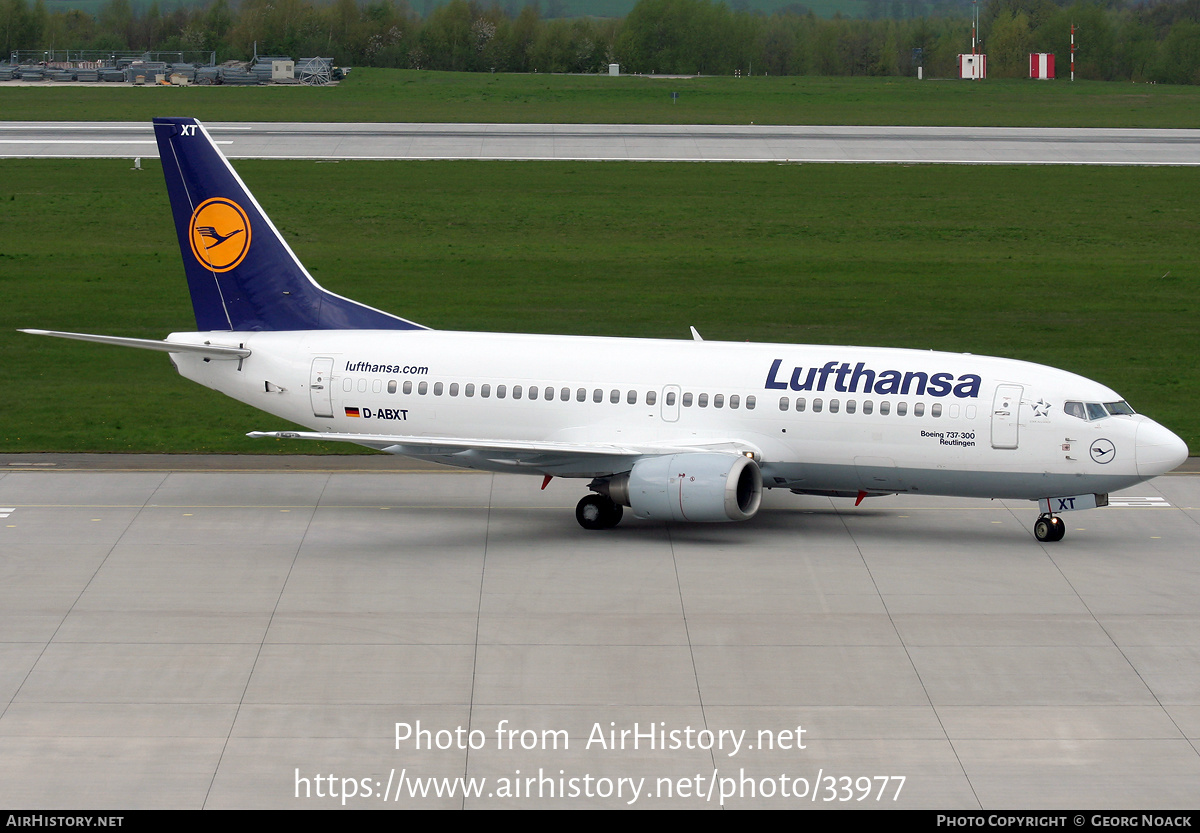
[345,407,360,417]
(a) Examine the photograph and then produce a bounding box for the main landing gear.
[576,494,623,530]
[1034,513,1066,543]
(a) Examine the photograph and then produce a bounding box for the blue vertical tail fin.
[153,117,426,332]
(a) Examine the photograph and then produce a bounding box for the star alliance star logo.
[1032,398,1052,417]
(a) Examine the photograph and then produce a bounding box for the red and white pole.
[1070,23,1076,81]
[972,0,978,56]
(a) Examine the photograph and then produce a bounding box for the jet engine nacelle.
[603,453,763,522]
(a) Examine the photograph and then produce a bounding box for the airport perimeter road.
[3,121,1200,164]
[1,460,1198,808]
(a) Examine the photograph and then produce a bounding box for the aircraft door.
[310,357,334,418]
[991,384,1022,449]
[661,385,681,423]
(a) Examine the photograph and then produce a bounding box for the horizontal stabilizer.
[20,329,251,359]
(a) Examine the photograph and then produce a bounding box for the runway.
[1,456,1197,808]
[3,121,1200,164]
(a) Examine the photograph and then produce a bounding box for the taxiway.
[1,456,1197,808]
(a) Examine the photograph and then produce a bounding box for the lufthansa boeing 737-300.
[22,118,1189,541]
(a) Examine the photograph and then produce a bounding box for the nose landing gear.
[1034,513,1066,542]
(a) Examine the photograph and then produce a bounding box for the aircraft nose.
[1135,419,1189,477]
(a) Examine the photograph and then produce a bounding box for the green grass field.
[3,70,1200,127]
[2,158,1195,454]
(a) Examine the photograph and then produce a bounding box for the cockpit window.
[1066,400,1133,421]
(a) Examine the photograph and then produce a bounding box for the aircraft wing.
[247,430,759,475]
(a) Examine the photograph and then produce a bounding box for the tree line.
[3,0,1200,84]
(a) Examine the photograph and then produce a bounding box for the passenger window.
[698,393,708,408]
[863,400,873,414]
[647,391,657,406]
[682,393,693,407]
[545,387,554,401]
[465,383,475,397]
[779,396,790,411]
[513,385,522,400]
[560,387,570,401]
[746,396,756,410]
[627,390,637,405]
[496,385,506,399]
[880,401,890,416]
[829,399,839,413]
[593,389,603,403]
[343,378,353,392]
[897,402,908,416]
[480,384,490,398]
[846,400,856,414]
[434,382,444,396]
[914,402,924,417]
[358,379,368,392]
[931,403,941,417]
[576,388,586,402]
[403,381,412,395]
[611,389,620,404]
[450,383,460,396]
[372,379,383,393]
[418,381,428,395]
[729,395,739,409]
[528,386,537,400]
[813,398,823,413]
[714,394,724,409]
[666,392,676,406]
[387,380,397,394]
[795,397,805,412]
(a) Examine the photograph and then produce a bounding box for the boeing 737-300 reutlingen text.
[22,118,1189,542]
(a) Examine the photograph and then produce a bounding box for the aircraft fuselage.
[169,328,1178,501]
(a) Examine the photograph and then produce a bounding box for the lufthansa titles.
[765,359,982,399]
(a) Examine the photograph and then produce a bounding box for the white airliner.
[23,118,1189,541]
